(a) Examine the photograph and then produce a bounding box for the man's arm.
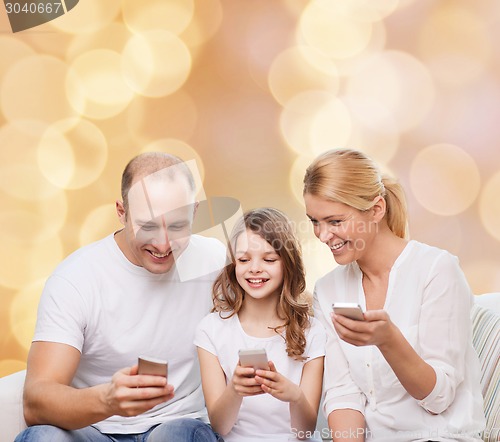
[23,341,174,430]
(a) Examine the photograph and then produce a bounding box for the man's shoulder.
[52,234,114,277]
[197,310,235,333]
[188,234,226,253]
[175,235,227,282]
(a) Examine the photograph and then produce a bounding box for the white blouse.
[314,240,485,442]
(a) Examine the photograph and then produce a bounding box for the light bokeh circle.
[479,171,500,242]
[127,91,198,145]
[299,0,373,59]
[122,30,192,98]
[66,23,131,61]
[418,6,491,87]
[37,118,108,190]
[289,154,316,207]
[1,55,78,124]
[331,0,400,23]
[122,0,194,35]
[49,0,121,34]
[409,144,481,216]
[280,91,352,155]
[0,191,68,245]
[0,36,35,85]
[268,46,340,107]
[462,260,500,296]
[181,0,223,48]
[0,236,63,290]
[66,49,135,119]
[79,204,120,247]
[0,121,62,201]
[343,98,399,164]
[345,51,435,131]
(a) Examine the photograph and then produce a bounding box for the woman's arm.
[333,311,436,400]
[197,347,263,436]
[328,409,366,442]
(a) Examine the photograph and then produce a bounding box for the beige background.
[1,0,499,377]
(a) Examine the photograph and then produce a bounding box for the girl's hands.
[254,361,302,403]
[331,309,397,349]
[230,363,266,397]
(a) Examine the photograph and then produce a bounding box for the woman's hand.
[254,361,302,403]
[331,309,398,349]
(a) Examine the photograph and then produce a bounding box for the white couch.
[1,294,499,442]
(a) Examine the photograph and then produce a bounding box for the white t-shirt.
[34,233,227,434]
[314,240,486,442]
[194,312,326,442]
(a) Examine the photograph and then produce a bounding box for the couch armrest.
[471,299,500,442]
[0,370,27,441]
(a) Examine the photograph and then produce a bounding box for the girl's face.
[234,229,284,301]
[304,193,378,266]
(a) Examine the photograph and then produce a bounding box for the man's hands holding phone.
[101,357,174,418]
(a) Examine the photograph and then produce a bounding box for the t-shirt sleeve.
[194,313,218,356]
[305,317,327,361]
[34,274,88,352]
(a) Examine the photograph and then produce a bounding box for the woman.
[303,149,485,442]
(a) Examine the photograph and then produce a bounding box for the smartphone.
[138,356,168,381]
[238,348,269,370]
[332,302,365,321]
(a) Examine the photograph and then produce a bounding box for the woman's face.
[304,193,378,265]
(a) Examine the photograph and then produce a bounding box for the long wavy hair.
[213,207,310,361]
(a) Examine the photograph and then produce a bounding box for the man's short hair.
[121,152,196,214]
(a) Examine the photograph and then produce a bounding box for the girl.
[194,207,326,442]
[303,149,485,441]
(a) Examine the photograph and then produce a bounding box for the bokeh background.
[1,0,500,377]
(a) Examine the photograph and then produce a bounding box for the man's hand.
[102,365,174,417]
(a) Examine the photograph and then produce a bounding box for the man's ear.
[371,196,386,223]
[116,200,126,225]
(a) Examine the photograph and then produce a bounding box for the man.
[15,152,227,441]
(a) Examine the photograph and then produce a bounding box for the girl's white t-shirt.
[195,312,326,442]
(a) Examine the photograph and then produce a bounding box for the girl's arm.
[255,356,324,436]
[328,409,366,442]
[197,347,264,436]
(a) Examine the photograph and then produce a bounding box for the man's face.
[118,173,196,274]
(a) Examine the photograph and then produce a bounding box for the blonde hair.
[212,208,310,361]
[303,149,408,239]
